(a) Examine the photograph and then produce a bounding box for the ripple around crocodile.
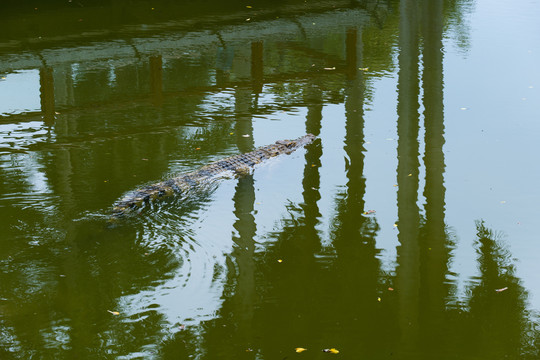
[110,134,316,219]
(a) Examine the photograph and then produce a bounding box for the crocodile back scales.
[111,134,316,218]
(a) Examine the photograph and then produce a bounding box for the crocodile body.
[111,134,316,218]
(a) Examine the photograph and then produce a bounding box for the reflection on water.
[1,0,540,358]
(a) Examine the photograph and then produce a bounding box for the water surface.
[1,0,540,358]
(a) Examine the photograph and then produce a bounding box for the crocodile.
[111,134,316,218]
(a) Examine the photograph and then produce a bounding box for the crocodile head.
[275,134,316,150]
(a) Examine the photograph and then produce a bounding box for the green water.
[1,0,540,358]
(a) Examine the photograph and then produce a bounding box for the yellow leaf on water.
[322,348,339,354]
[295,347,307,353]
[277,259,283,263]
[107,310,120,315]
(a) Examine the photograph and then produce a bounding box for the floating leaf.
[277,259,283,263]
[107,310,120,315]
[377,297,381,302]
[363,210,376,215]
[295,348,307,353]
[358,67,369,71]
[323,67,336,70]
[388,287,394,291]
[495,287,508,293]
[322,348,339,354]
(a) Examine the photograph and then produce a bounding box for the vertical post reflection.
[346,28,358,81]
[39,66,55,124]
[395,0,421,351]
[230,174,257,346]
[332,26,386,352]
[234,43,255,153]
[227,43,258,346]
[302,80,323,234]
[234,86,254,153]
[251,41,264,98]
[149,55,163,106]
[343,27,367,214]
[419,0,448,347]
[215,36,233,87]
